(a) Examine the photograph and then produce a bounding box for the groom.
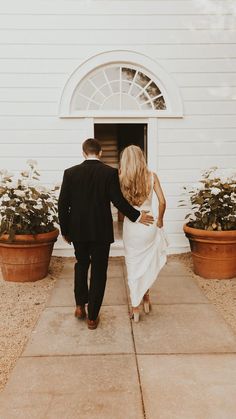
[58,138,153,329]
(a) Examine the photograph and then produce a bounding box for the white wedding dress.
[123,173,168,307]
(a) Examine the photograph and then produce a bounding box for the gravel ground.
[0,256,64,392]
[170,253,236,336]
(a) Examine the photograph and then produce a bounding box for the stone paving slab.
[23,306,134,356]
[47,275,127,308]
[151,275,208,304]
[138,354,236,419]
[133,304,236,354]
[158,261,191,278]
[0,355,143,419]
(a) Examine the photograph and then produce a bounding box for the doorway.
[94,123,147,224]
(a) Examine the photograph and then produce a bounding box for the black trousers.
[73,241,110,320]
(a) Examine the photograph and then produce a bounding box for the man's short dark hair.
[82,138,101,156]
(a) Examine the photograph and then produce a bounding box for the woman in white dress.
[119,145,167,322]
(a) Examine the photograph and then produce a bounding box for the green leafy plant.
[180,167,236,231]
[0,160,59,241]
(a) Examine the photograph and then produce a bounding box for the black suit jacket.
[58,160,140,243]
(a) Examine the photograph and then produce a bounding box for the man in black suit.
[58,138,153,329]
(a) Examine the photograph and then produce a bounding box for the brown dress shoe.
[87,317,99,330]
[74,305,86,319]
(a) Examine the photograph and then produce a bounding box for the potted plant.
[180,167,236,279]
[0,160,59,282]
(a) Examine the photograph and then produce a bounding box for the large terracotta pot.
[184,224,236,279]
[0,229,59,282]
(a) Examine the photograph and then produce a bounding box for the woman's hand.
[156,218,164,228]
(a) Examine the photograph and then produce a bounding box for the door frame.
[84,117,159,172]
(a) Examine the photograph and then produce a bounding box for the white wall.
[0,0,235,254]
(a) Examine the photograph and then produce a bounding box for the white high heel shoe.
[143,291,151,314]
[131,306,140,322]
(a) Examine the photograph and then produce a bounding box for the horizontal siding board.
[158,128,236,142]
[0,44,235,59]
[0,102,57,116]
[0,88,60,102]
[184,101,236,115]
[0,130,86,143]
[0,58,235,75]
[1,29,236,44]
[173,72,236,87]
[0,1,233,15]
[181,86,236,101]
[159,141,236,156]
[0,14,234,30]
[1,143,83,157]
[158,116,236,129]
[0,117,87,130]
[158,155,236,170]
[0,157,83,171]
[158,169,203,183]
[0,73,67,88]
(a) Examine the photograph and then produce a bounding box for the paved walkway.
[1,257,236,419]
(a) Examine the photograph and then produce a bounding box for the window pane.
[122,80,132,93]
[110,81,120,93]
[73,94,90,110]
[153,96,166,110]
[140,102,153,110]
[78,80,95,97]
[122,67,136,81]
[91,91,104,104]
[130,84,142,97]
[100,84,111,97]
[136,71,150,87]
[137,92,149,104]
[105,67,120,81]
[90,71,106,88]
[146,82,161,98]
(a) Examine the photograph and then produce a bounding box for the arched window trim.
[59,50,183,118]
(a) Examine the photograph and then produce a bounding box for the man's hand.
[63,235,71,245]
[139,211,154,226]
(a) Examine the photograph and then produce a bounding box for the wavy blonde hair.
[119,145,150,206]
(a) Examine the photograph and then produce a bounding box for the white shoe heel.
[133,310,140,322]
[143,291,151,314]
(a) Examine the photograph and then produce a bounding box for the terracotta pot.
[0,229,59,282]
[183,224,236,279]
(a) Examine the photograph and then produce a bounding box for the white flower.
[34,203,43,210]
[211,187,221,195]
[14,190,25,197]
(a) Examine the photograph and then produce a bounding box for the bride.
[119,145,167,322]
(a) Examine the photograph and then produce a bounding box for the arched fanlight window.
[71,65,166,112]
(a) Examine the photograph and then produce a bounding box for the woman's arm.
[153,172,166,228]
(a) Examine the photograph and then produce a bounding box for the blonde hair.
[119,145,150,206]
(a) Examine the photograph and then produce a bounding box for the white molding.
[59,50,183,118]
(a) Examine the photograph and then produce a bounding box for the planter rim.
[183,224,236,239]
[0,228,59,244]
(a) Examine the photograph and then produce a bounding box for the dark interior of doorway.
[94,123,147,221]
[94,123,147,169]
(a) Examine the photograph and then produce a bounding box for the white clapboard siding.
[0,44,236,60]
[158,128,236,142]
[158,155,236,170]
[0,14,234,30]
[184,101,236,115]
[0,88,60,102]
[0,130,87,144]
[0,102,57,116]
[0,74,67,88]
[0,0,235,253]
[0,1,232,15]
[181,87,236,101]
[0,60,82,74]
[1,143,84,157]
[159,141,236,156]
[2,29,236,44]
